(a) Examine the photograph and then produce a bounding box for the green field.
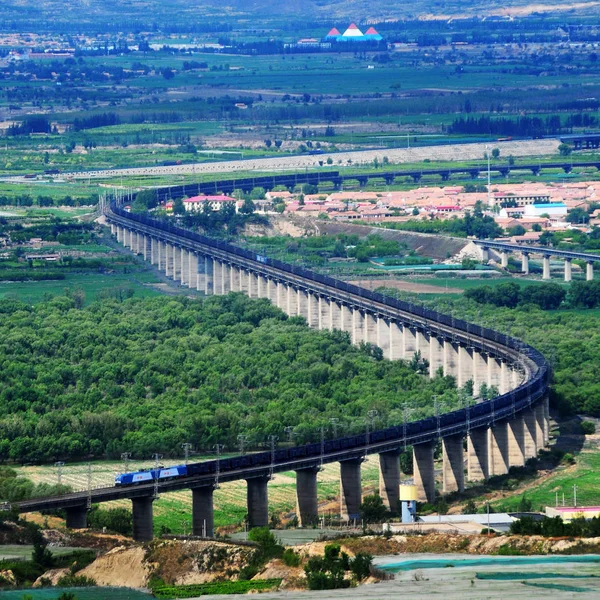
[0,546,84,561]
[0,271,163,305]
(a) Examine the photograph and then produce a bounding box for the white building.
[523,202,567,218]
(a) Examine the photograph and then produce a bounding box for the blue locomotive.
[115,464,188,486]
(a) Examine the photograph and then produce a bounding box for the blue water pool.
[378,554,600,572]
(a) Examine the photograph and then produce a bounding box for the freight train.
[112,385,539,488]
[109,202,548,489]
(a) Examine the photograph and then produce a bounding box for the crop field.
[16,456,382,534]
[0,270,163,305]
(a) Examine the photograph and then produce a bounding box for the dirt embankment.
[340,533,600,556]
[316,222,469,260]
[77,540,258,588]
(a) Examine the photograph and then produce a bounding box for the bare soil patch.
[350,279,463,294]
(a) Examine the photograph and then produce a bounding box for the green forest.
[0,293,457,465]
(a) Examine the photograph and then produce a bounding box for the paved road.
[3,139,560,182]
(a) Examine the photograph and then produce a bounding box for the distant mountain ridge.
[0,0,595,30]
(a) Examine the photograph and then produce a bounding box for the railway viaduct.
[476,240,600,281]
[14,204,550,542]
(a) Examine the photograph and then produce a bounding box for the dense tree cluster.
[511,516,600,537]
[0,294,457,464]
[465,282,566,310]
[383,211,502,239]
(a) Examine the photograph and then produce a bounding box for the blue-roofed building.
[524,202,568,218]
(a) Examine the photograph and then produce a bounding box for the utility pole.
[329,418,339,439]
[284,426,296,444]
[366,409,378,453]
[181,443,192,465]
[268,435,278,479]
[152,453,162,499]
[433,396,442,437]
[55,461,65,486]
[86,463,93,510]
[214,444,224,488]
[403,406,412,451]
[120,452,131,474]
[486,144,491,207]
[237,434,249,455]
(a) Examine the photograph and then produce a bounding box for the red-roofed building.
[326,27,341,38]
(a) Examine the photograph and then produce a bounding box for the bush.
[350,553,373,580]
[581,421,596,435]
[56,574,96,587]
[87,506,132,536]
[282,548,301,567]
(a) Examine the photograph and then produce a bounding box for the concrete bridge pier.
[428,335,444,378]
[488,422,509,476]
[340,304,353,335]
[543,396,550,445]
[443,340,458,379]
[246,476,270,529]
[522,408,538,459]
[307,293,319,328]
[543,255,551,280]
[416,330,430,365]
[521,253,530,274]
[365,313,378,346]
[587,262,594,281]
[472,350,488,396]
[389,321,402,360]
[143,235,152,261]
[467,427,489,482]
[173,247,182,282]
[298,289,310,321]
[188,252,198,289]
[500,361,512,395]
[276,281,286,310]
[413,441,436,503]
[534,402,545,448]
[340,458,363,520]
[65,504,88,529]
[150,237,158,265]
[377,317,391,359]
[507,416,525,468]
[403,327,418,360]
[564,258,572,282]
[158,241,166,272]
[487,355,502,390]
[132,496,155,542]
[501,251,509,269]
[352,310,365,345]
[205,257,214,295]
[442,434,465,494]
[457,345,473,389]
[165,243,174,278]
[267,278,278,306]
[192,486,214,537]
[180,249,189,286]
[379,450,401,514]
[295,467,320,527]
[331,300,343,331]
